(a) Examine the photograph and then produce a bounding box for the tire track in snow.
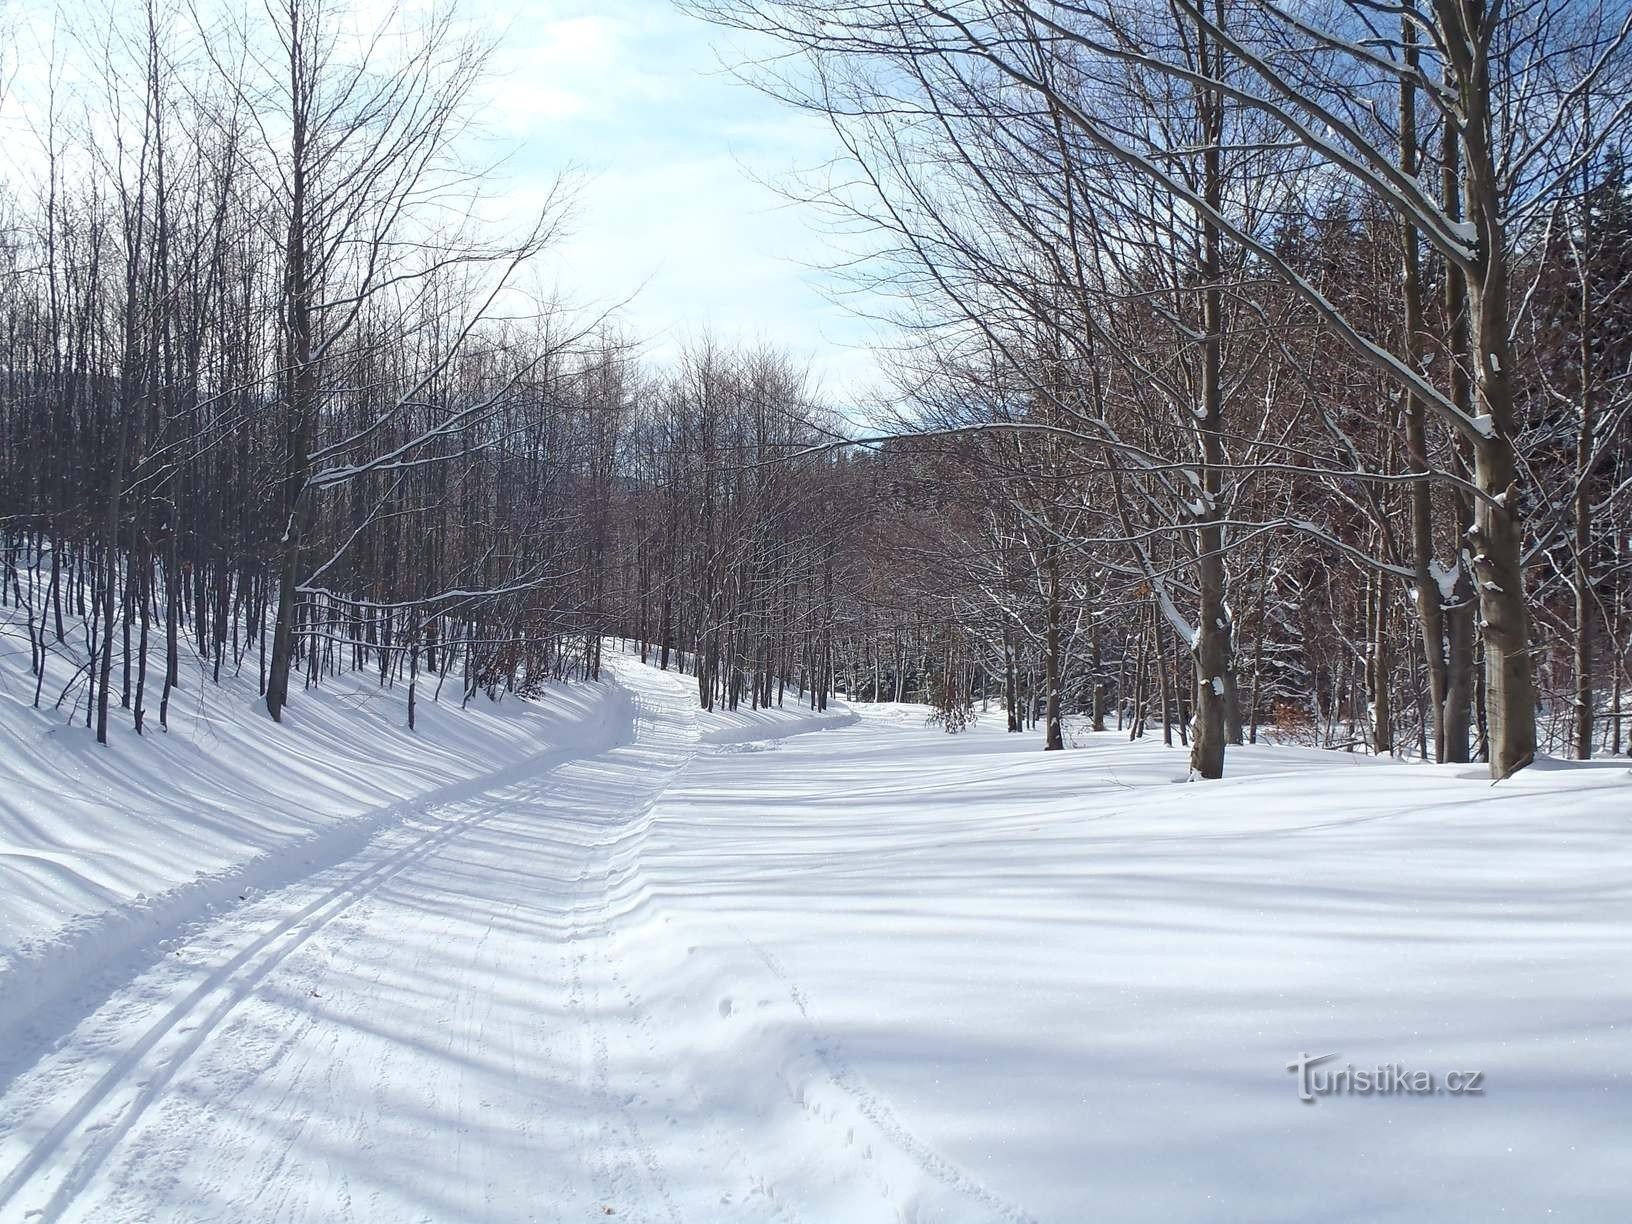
[4,659,1005,1222]
[587,694,685,1224]
[598,683,812,1223]
[610,951,811,1224]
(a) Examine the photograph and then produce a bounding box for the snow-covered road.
[0,661,703,1222]
[1,654,1628,1222]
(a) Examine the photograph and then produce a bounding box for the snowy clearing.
[0,654,1628,1221]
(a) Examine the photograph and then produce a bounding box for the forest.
[3,0,1631,783]
[4,3,1632,1220]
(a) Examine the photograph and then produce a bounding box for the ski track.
[0,790,519,1217]
[0,660,1018,1223]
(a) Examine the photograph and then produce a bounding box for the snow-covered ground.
[1,652,1628,1221]
[0,641,622,1050]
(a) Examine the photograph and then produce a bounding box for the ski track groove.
[593,696,686,1224]
[0,792,514,1221]
[0,668,1023,1223]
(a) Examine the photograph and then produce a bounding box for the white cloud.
[468,1,885,400]
[0,0,887,404]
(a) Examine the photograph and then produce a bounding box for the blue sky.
[470,0,884,400]
[0,0,882,399]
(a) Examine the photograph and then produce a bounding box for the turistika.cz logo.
[1286,1052,1485,1103]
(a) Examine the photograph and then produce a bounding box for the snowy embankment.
[0,648,625,1053]
[696,697,859,746]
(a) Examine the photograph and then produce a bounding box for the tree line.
[4,0,1631,784]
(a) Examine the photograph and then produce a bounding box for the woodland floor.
[1,654,1629,1221]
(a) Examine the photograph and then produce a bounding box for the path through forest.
[1,656,1628,1222]
[0,661,715,1222]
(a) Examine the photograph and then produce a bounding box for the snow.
[0,644,623,1046]
[1428,557,1463,603]
[695,699,858,747]
[1,653,1629,1221]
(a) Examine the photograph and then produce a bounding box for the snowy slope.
[1,652,1629,1221]
[0,645,623,1054]
[696,697,858,746]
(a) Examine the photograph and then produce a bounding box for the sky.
[0,0,887,405]
[465,0,885,403]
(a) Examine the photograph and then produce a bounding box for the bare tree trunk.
[1090,618,1106,732]
[1573,157,1598,759]
[1438,119,1478,764]
[1189,6,1230,779]
[1043,534,1064,750]
[1370,569,1393,756]
[96,431,126,744]
[1450,6,1537,777]
[267,18,314,722]
[1399,29,1454,762]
